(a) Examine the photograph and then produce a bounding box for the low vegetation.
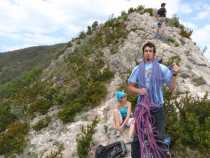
[76,118,99,158]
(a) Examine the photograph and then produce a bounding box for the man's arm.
[161,63,180,92]
[168,75,176,92]
[128,83,147,95]
[169,63,180,91]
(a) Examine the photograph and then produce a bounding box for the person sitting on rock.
[113,90,134,136]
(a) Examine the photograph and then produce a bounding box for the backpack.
[95,141,127,158]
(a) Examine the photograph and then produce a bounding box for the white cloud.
[192,24,210,61]
[193,4,210,20]
[0,0,181,52]
[179,3,193,14]
[195,10,209,20]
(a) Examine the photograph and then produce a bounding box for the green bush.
[79,31,86,39]
[32,116,51,131]
[180,27,193,39]
[136,5,145,13]
[87,26,92,35]
[0,67,42,98]
[164,55,181,66]
[167,16,181,28]
[120,11,128,21]
[58,40,113,123]
[58,102,83,123]
[0,105,16,132]
[29,97,52,115]
[91,21,98,31]
[143,8,154,16]
[0,121,28,156]
[91,68,114,82]
[167,16,193,39]
[167,37,179,47]
[164,88,210,155]
[128,7,135,14]
[76,118,99,158]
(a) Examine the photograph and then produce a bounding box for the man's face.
[143,46,155,62]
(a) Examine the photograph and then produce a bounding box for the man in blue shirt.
[128,42,179,158]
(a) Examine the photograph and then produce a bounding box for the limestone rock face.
[22,12,210,158]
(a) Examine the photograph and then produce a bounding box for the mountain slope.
[0,43,66,84]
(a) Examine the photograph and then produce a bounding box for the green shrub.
[32,116,51,131]
[87,26,92,35]
[58,102,83,123]
[58,39,113,123]
[167,16,181,28]
[167,16,193,39]
[85,82,107,107]
[0,105,16,132]
[164,55,181,66]
[120,11,128,21]
[121,11,127,16]
[91,21,98,31]
[29,97,52,115]
[128,7,135,14]
[180,27,193,39]
[164,88,210,155]
[143,8,154,16]
[136,5,145,13]
[76,118,99,158]
[0,67,42,98]
[167,37,179,47]
[79,31,86,39]
[0,121,28,155]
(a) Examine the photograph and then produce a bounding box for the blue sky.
[0,0,210,61]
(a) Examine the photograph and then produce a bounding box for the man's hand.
[172,63,180,75]
[138,88,148,95]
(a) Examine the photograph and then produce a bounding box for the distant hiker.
[128,42,180,158]
[157,3,167,18]
[156,2,167,38]
[113,90,135,137]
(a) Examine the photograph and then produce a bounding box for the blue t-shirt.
[128,63,172,106]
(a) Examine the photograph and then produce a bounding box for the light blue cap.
[115,90,126,101]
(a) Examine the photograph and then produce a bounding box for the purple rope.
[138,59,164,106]
[134,96,167,158]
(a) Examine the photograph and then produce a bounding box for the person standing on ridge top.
[156,2,167,38]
